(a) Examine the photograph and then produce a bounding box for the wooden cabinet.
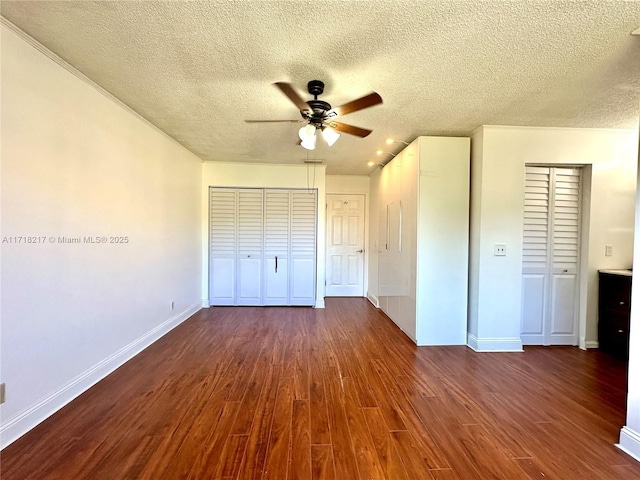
[598,270,632,359]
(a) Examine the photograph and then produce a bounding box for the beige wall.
[1,23,203,447]
[469,125,638,351]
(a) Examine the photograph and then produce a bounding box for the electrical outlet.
[0,383,5,404]
[605,245,613,257]
[494,243,507,256]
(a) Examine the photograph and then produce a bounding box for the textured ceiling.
[1,1,639,175]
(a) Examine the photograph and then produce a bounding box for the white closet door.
[290,190,317,305]
[264,190,290,305]
[521,166,581,345]
[209,188,237,305]
[521,167,550,344]
[548,168,581,344]
[236,189,263,305]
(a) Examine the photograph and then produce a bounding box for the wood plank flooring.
[2,298,639,479]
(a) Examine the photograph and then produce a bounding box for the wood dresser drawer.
[598,270,632,360]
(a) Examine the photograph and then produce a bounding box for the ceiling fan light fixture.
[322,127,340,147]
[299,124,317,150]
[299,124,316,141]
[301,136,316,150]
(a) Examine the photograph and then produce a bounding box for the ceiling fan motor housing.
[305,80,332,126]
[307,80,324,97]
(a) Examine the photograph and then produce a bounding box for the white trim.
[579,338,599,350]
[0,302,201,449]
[367,292,379,308]
[618,426,640,463]
[0,17,195,158]
[202,298,210,308]
[467,333,524,352]
[315,298,325,309]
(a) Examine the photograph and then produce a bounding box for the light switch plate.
[494,244,507,256]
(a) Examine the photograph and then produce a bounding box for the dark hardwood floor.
[2,298,639,479]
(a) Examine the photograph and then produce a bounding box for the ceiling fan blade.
[245,119,302,123]
[330,92,382,117]
[274,82,310,113]
[329,121,372,138]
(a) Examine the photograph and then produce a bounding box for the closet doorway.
[209,187,317,306]
[521,166,583,345]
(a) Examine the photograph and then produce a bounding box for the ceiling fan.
[245,80,382,150]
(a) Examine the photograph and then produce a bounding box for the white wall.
[326,175,370,296]
[202,162,326,308]
[469,125,638,352]
[468,128,484,340]
[618,118,640,462]
[367,170,381,306]
[0,23,203,447]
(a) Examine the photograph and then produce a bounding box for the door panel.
[549,273,577,338]
[290,258,315,304]
[210,257,235,305]
[209,188,237,305]
[264,257,288,305]
[236,189,263,305]
[326,194,365,296]
[264,190,291,305]
[521,273,546,344]
[237,257,262,305]
[290,190,317,305]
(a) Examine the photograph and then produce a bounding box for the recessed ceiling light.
[632,26,640,35]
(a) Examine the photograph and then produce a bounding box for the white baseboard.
[202,298,210,308]
[315,298,325,309]
[0,302,201,449]
[618,426,640,463]
[467,333,524,352]
[367,292,379,308]
[579,337,599,350]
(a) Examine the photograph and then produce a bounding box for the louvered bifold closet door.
[548,168,581,344]
[290,190,317,305]
[521,167,551,344]
[263,190,290,305]
[236,189,264,305]
[521,166,581,345]
[209,188,237,305]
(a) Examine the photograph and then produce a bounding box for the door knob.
[356,249,364,253]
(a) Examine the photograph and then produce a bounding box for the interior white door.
[209,188,237,306]
[263,189,290,305]
[521,166,582,345]
[289,190,317,305]
[236,189,263,305]
[326,194,365,296]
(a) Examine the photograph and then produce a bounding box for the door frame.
[522,163,592,349]
[325,193,367,297]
